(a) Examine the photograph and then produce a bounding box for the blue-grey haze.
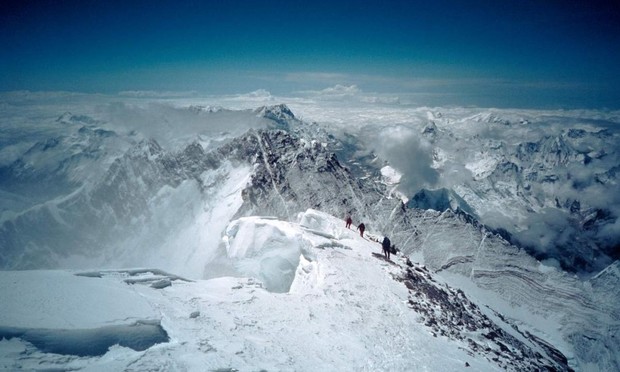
[1,0,619,108]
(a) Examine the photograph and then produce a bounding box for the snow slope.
[0,210,568,371]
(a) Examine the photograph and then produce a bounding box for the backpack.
[382,237,391,249]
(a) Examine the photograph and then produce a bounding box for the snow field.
[137,209,498,371]
[1,209,499,371]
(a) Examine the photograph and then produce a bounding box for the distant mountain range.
[0,103,618,370]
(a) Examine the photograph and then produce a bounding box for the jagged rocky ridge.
[396,258,571,371]
[401,210,620,371]
[0,112,384,269]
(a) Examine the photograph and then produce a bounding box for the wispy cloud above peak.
[298,84,361,97]
[118,90,200,98]
[320,84,361,95]
[284,72,352,85]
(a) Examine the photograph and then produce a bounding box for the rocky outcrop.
[399,262,571,371]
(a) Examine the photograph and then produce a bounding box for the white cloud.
[318,84,361,95]
[296,84,362,100]
[227,89,273,100]
[284,72,352,85]
[118,90,199,98]
[370,126,440,194]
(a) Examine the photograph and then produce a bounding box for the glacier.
[0,93,619,370]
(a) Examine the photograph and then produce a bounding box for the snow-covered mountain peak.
[407,187,477,217]
[127,138,164,159]
[421,120,438,135]
[55,112,99,126]
[254,103,297,126]
[188,104,224,114]
[405,108,620,273]
[468,111,512,126]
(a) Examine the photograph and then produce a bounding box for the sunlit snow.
[1,210,501,371]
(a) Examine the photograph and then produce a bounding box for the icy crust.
[0,270,171,361]
[299,208,351,238]
[0,322,168,357]
[0,209,568,371]
[215,209,361,293]
[0,270,159,329]
[221,216,312,293]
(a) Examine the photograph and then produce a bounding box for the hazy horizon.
[2,0,619,109]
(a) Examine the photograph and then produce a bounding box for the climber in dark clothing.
[345,215,352,229]
[357,223,365,237]
[382,236,391,260]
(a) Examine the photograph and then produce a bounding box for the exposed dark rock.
[400,262,572,371]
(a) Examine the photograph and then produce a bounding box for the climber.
[357,223,365,238]
[381,236,391,260]
[345,215,353,229]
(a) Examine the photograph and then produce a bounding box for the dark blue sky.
[1,0,619,108]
